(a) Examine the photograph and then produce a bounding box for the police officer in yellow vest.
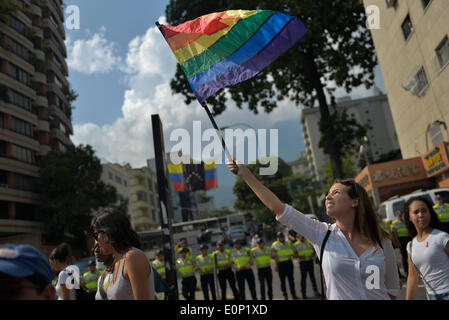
[294,233,319,299]
[83,260,102,300]
[434,194,449,233]
[377,213,391,235]
[195,244,217,300]
[231,239,257,300]
[391,211,411,276]
[175,238,192,258]
[212,240,240,300]
[152,250,166,279]
[251,238,273,300]
[272,231,299,300]
[177,247,197,300]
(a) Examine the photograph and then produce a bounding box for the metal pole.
[151,114,178,300]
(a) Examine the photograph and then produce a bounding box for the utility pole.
[151,114,178,300]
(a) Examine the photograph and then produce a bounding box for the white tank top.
[106,248,155,300]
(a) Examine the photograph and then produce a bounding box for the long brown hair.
[335,179,388,246]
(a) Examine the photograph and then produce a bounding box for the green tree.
[0,0,19,23]
[321,158,358,189]
[165,0,376,180]
[288,173,325,213]
[233,157,292,231]
[39,145,120,251]
[209,206,234,218]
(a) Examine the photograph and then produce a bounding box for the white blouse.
[277,204,400,300]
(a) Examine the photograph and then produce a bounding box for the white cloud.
[67,27,122,74]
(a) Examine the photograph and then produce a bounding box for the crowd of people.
[0,161,448,300]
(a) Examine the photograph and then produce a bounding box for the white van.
[378,188,449,222]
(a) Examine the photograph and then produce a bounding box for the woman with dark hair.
[90,208,155,300]
[227,160,400,299]
[49,242,80,300]
[403,196,449,300]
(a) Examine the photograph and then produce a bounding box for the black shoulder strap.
[319,229,331,300]
[99,271,108,300]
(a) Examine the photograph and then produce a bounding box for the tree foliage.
[39,145,123,249]
[233,158,292,222]
[165,0,377,179]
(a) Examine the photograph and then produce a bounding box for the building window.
[108,171,113,180]
[429,122,444,147]
[11,116,32,137]
[115,175,122,184]
[414,67,429,96]
[401,15,413,41]
[9,16,26,36]
[137,191,148,202]
[124,180,127,187]
[59,141,67,152]
[11,144,35,164]
[8,63,29,85]
[9,90,31,111]
[147,179,153,191]
[52,55,63,70]
[6,37,28,61]
[385,0,398,9]
[421,0,432,10]
[436,36,449,70]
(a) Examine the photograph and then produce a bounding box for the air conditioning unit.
[386,0,397,8]
[402,66,428,97]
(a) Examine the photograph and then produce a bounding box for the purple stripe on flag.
[193,17,308,104]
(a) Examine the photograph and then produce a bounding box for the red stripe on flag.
[205,178,217,190]
[172,181,185,192]
[160,15,229,39]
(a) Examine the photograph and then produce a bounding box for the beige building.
[301,93,400,181]
[101,163,161,232]
[364,0,449,158]
[287,151,312,177]
[0,0,72,245]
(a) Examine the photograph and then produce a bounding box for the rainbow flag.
[158,10,308,105]
[167,160,217,192]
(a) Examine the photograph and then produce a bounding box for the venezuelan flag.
[167,160,217,192]
[158,10,308,105]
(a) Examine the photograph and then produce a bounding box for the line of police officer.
[151,232,321,300]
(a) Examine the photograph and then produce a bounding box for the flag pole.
[201,101,238,175]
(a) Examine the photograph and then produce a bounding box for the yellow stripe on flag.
[204,159,217,171]
[167,163,183,174]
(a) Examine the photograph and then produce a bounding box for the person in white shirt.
[49,242,81,300]
[227,160,400,300]
[404,196,449,300]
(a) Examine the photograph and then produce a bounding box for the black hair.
[49,242,72,263]
[404,196,443,239]
[0,273,48,300]
[90,208,141,254]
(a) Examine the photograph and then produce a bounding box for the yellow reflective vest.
[293,240,315,262]
[152,258,166,279]
[176,246,192,258]
[433,203,449,223]
[392,220,409,238]
[251,246,272,268]
[83,270,102,292]
[231,247,251,268]
[212,249,232,270]
[196,254,214,275]
[176,256,195,278]
[381,220,391,235]
[271,240,294,262]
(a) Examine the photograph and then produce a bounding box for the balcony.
[34,95,48,108]
[38,119,50,132]
[49,104,72,133]
[0,219,44,234]
[28,4,42,17]
[39,143,51,155]
[50,128,72,146]
[33,48,45,61]
[32,72,47,84]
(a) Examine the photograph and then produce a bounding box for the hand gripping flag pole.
[155,10,308,174]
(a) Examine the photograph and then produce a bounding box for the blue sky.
[63,1,385,208]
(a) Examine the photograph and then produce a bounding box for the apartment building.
[364,0,449,158]
[101,163,161,232]
[0,0,72,243]
[301,93,400,182]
